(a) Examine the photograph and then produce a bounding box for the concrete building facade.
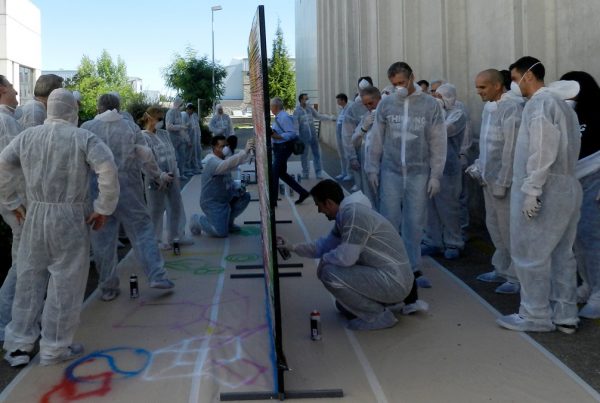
[0,0,41,104]
[296,0,600,147]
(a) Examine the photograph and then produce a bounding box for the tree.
[65,50,145,122]
[162,48,227,119]
[268,21,296,110]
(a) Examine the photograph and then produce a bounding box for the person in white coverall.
[280,180,427,331]
[0,76,23,341]
[496,57,582,334]
[82,94,175,302]
[0,89,120,366]
[365,62,447,289]
[15,74,64,129]
[469,69,523,295]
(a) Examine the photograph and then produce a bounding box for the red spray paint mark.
[39,371,113,403]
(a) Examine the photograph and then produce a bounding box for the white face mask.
[510,61,542,97]
[155,120,164,130]
[396,86,408,98]
[355,95,362,103]
[565,99,576,109]
[484,101,498,113]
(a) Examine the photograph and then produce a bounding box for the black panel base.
[220,388,344,401]
[230,272,301,279]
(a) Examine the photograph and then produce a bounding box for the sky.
[31,0,296,95]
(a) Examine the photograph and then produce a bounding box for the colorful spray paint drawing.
[165,257,224,276]
[39,347,151,403]
[225,253,260,263]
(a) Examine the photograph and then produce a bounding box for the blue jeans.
[575,170,600,300]
[300,133,322,177]
[271,142,309,204]
[378,172,428,272]
[199,193,251,237]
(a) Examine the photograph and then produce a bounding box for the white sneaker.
[342,175,353,181]
[477,271,506,283]
[350,185,360,192]
[401,300,429,315]
[334,174,345,181]
[150,278,175,289]
[496,314,555,332]
[495,281,520,294]
[40,344,84,366]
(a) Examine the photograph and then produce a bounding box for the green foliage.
[162,48,227,119]
[126,98,156,129]
[65,50,145,122]
[268,21,296,110]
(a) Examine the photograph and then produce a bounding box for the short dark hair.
[211,134,227,147]
[97,93,121,113]
[417,80,429,87]
[226,134,238,149]
[500,70,511,90]
[360,86,381,99]
[387,62,413,79]
[336,93,348,103]
[310,179,344,205]
[357,76,373,87]
[298,93,308,102]
[509,56,545,80]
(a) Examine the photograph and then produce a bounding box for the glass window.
[19,66,34,102]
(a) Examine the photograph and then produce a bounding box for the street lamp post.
[211,5,222,109]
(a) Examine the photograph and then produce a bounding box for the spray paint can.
[296,174,302,184]
[279,183,285,195]
[173,238,180,256]
[310,310,322,340]
[129,274,139,299]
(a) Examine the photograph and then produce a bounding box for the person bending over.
[280,180,427,331]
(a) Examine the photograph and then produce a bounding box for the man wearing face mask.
[343,77,372,192]
[468,69,523,295]
[334,93,352,181]
[366,62,447,289]
[496,57,582,334]
[351,86,381,208]
[294,94,335,180]
[422,83,466,260]
[165,97,190,181]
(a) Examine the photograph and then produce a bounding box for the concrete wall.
[295,0,319,106]
[305,0,600,147]
[0,0,41,103]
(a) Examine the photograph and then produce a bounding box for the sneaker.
[334,174,345,181]
[347,309,397,331]
[401,299,429,315]
[579,302,600,319]
[100,288,120,302]
[443,247,460,260]
[189,214,202,236]
[4,350,30,367]
[229,224,242,233]
[349,185,360,192]
[496,313,555,332]
[295,193,310,205]
[421,243,442,256]
[335,300,357,320]
[555,323,578,335]
[495,281,520,295]
[476,271,506,283]
[150,278,175,289]
[40,344,84,366]
[416,276,432,288]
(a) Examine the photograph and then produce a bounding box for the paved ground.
[0,127,598,396]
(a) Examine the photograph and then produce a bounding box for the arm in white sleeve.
[134,132,163,180]
[445,109,465,138]
[310,106,332,121]
[364,108,384,175]
[495,105,521,188]
[342,114,359,161]
[214,150,249,175]
[427,104,448,180]
[351,118,365,149]
[86,137,119,215]
[521,112,560,197]
[0,139,24,210]
[321,205,364,267]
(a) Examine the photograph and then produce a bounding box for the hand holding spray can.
[310,310,322,340]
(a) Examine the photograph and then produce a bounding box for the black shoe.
[295,192,310,205]
[335,301,357,320]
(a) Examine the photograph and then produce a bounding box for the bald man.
[469,69,524,294]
